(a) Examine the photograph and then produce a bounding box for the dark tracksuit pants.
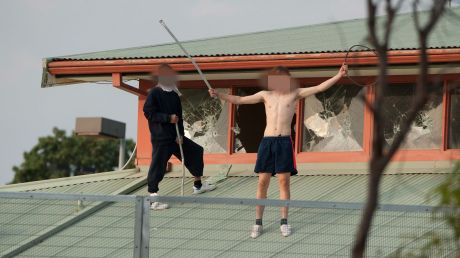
[147,136,204,193]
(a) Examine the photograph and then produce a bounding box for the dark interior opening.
[234,87,296,153]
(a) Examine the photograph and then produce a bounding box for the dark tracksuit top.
[143,87,204,193]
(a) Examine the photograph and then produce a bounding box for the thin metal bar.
[0,191,442,213]
[175,123,186,196]
[159,19,213,90]
[133,197,143,258]
[141,197,150,258]
[0,191,137,202]
[149,195,439,213]
[227,87,236,155]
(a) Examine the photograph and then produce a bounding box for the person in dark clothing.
[143,64,216,210]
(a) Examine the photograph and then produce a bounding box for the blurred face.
[157,66,177,87]
[267,74,298,93]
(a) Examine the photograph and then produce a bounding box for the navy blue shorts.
[254,136,298,176]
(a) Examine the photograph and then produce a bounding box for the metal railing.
[0,192,455,258]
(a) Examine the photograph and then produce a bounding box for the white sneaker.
[280,224,292,237]
[149,193,169,210]
[193,182,216,194]
[250,225,263,239]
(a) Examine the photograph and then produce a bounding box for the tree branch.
[352,1,448,258]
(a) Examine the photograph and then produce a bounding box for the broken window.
[382,84,443,149]
[233,88,266,153]
[449,83,460,149]
[302,84,364,152]
[180,89,228,153]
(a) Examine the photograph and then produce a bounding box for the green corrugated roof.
[0,169,143,193]
[0,169,144,257]
[51,8,460,61]
[1,168,456,257]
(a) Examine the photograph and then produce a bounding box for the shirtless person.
[209,64,347,238]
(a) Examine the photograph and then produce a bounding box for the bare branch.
[367,0,379,48]
[352,1,449,258]
[413,0,422,31]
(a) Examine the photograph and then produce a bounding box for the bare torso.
[260,90,298,137]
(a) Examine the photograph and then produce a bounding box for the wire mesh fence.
[0,192,457,258]
[0,192,144,258]
[149,196,456,258]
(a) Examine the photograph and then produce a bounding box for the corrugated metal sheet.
[0,169,141,193]
[0,169,143,256]
[1,171,454,257]
[132,173,447,205]
[51,7,460,61]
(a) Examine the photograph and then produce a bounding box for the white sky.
[0,0,457,185]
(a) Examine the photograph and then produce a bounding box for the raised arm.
[209,89,265,105]
[296,64,348,99]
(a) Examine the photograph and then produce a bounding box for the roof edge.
[0,168,140,192]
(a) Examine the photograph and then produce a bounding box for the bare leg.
[256,173,271,220]
[278,173,291,219]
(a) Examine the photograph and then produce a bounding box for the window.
[449,83,460,149]
[233,88,266,153]
[382,84,443,149]
[180,89,228,153]
[302,84,364,152]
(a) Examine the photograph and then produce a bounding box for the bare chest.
[264,94,297,116]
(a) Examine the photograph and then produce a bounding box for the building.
[41,8,460,169]
[1,7,459,258]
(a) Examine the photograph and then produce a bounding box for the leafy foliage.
[11,127,135,183]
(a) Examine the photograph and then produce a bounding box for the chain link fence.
[0,192,456,258]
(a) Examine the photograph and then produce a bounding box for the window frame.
[175,75,460,164]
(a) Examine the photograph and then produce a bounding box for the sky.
[0,0,457,185]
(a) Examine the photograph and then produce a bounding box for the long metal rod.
[175,123,186,196]
[0,191,443,213]
[0,191,137,202]
[159,19,213,90]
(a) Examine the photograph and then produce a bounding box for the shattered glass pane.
[449,83,460,149]
[302,84,364,152]
[382,84,443,149]
[180,89,228,153]
[234,88,266,153]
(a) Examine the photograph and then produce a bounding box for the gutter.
[45,48,460,75]
[41,48,460,88]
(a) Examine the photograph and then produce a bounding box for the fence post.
[141,196,150,258]
[133,196,143,258]
[133,196,150,258]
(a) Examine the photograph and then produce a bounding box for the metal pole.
[119,138,126,170]
[141,197,150,258]
[175,123,186,196]
[159,19,213,90]
[133,197,143,258]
